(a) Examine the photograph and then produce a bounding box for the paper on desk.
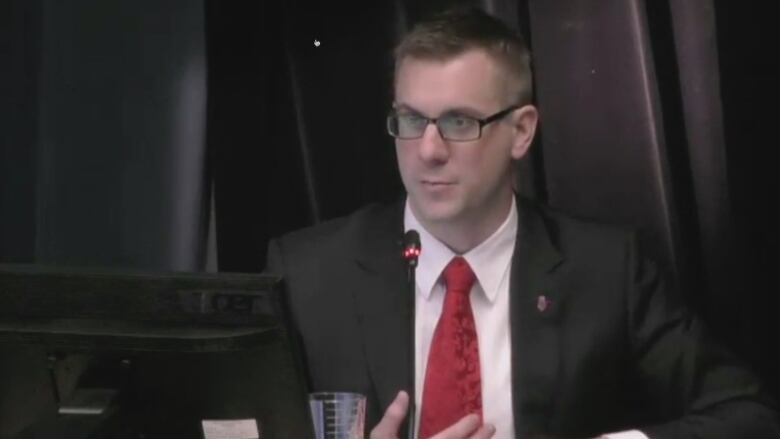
[201,419,260,439]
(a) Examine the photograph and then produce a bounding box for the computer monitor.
[0,263,314,439]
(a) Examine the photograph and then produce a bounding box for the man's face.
[393,49,536,231]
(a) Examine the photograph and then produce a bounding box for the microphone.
[402,230,420,439]
[403,230,421,267]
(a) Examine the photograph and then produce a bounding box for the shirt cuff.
[603,430,648,439]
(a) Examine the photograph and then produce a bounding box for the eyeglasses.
[386,105,520,141]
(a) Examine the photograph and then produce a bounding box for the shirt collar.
[404,197,518,303]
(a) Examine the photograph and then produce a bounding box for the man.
[265,7,780,439]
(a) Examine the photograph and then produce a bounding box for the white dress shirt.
[404,198,647,439]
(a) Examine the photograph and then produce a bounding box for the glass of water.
[309,392,366,439]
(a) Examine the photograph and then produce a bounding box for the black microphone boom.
[402,229,420,439]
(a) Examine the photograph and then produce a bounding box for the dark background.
[1,0,778,435]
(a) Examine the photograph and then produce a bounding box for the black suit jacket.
[266,197,780,438]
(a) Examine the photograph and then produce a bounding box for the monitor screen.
[0,263,313,439]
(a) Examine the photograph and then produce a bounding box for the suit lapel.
[350,202,411,419]
[511,198,565,438]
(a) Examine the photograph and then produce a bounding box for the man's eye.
[401,114,427,127]
[442,115,474,129]
[450,116,470,126]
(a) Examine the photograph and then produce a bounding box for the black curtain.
[0,0,39,264]
[711,0,780,393]
[0,0,209,271]
[207,0,409,273]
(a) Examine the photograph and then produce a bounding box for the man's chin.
[410,202,462,227]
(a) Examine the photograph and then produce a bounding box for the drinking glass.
[309,392,366,439]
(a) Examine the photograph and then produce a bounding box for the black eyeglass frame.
[386,104,521,141]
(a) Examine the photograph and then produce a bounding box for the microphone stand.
[402,231,420,439]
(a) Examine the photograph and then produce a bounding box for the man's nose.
[417,122,450,164]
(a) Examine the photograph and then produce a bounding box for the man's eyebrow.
[393,103,422,114]
[443,106,485,118]
[393,103,485,117]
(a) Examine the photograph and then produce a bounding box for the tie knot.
[443,256,476,295]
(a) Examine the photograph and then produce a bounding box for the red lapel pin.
[537,295,550,313]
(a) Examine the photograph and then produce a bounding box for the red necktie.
[419,256,482,438]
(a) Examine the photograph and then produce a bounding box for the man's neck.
[412,192,515,254]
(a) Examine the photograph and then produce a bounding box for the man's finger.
[370,391,409,439]
[432,414,481,438]
[469,423,496,439]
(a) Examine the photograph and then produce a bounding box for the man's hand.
[369,391,410,439]
[369,391,496,439]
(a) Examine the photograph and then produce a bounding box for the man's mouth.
[421,180,454,186]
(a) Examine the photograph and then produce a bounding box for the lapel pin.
[537,295,550,313]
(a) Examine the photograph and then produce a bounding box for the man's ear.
[510,105,539,160]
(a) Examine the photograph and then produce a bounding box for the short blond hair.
[394,7,533,105]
